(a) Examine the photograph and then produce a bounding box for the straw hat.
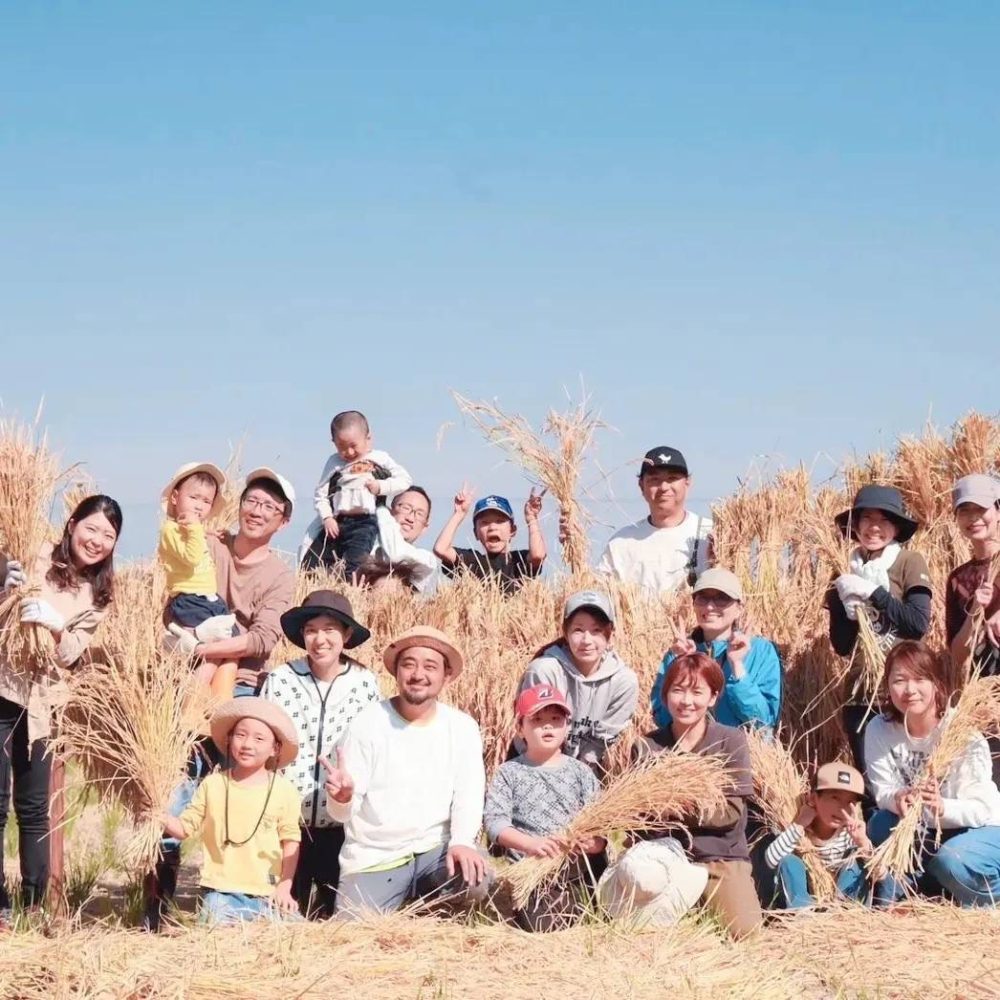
[280,590,371,650]
[209,697,299,769]
[382,625,465,678]
[161,462,227,520]
[597,838,708,926]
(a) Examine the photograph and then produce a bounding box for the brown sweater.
[207,534,295,687]
[0,544,107,742]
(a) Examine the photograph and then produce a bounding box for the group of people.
[0,407,998,936]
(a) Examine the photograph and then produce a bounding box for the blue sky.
[2,3,998,561]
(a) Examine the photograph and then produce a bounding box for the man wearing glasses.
[193,468,297,696]
[367,486,439,594]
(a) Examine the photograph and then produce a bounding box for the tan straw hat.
[382,625,465,678]
[209,697,299,769]
[161,462,227,520]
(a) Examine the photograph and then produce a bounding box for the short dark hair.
[331,410,370,438]
[880,640,949,722]
[241,478,292,519]
[660,651,726,701]
[174,471,220,497]
[393,485,432,517]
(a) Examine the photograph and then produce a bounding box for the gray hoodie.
[519,643,639,768]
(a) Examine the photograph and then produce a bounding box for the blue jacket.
[650,632,782,731]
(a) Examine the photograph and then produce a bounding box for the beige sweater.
[0,544,106,743]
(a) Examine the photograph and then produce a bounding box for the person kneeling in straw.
[159,698,302,926]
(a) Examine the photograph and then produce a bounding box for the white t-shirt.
[327,699,485,875]
[597,510,712,595]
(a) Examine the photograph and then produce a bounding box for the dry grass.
[452,389,605,574]
[0,414,70,672]
[504,750,732,909]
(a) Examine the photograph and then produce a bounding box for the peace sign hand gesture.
[320,748,354,805]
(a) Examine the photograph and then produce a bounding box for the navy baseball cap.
[473,495,515,524]
[638,446,688,478]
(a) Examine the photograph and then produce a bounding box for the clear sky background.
[2,3,998,562]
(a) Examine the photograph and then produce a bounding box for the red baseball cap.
[515,684,571,720]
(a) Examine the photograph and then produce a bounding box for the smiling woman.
[0,494,122,924]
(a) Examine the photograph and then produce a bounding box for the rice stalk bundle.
[0,415,70,673]
[206,440,246,534]
[851,608,886,709]
[452,389,604,575]
[52,647,214,875]
[503,749,732,909]
[746,729,837,899]
[867,676,1000,882]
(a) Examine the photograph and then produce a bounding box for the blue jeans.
[869,809,1000,907]
[199,890,273,926]
[777,854,869,909]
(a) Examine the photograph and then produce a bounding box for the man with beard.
[321,626,491,917]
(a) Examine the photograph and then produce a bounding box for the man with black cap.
[597,446,713,594]
[259,590,381,918]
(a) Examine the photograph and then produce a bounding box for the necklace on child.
[223,769,276,848]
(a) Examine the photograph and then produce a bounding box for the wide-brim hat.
[280,589,371,650]
[210,697,299,769]
[160,462,227,520]
[382,625,465,678]
[835,485,919,543]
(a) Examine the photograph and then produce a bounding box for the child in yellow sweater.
[161,698,302,925]
[158,462,238,697]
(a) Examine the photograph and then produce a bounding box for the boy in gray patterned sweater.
[484,684,606,931]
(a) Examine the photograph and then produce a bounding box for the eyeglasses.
[693,592,736,608]
[393,503,428,521]
[241,496,285,517]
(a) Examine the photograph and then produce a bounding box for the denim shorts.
[168,593,231,628]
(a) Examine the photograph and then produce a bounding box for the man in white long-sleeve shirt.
[366,487,440,594]
[322,625,490,917]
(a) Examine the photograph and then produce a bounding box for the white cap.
[563,589,616,625]
[245,467,296,507]
[953,474,1000,511]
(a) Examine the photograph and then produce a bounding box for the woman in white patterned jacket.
[260,590,380,918]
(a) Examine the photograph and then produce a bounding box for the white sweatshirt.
[327,699,486,875]
[864,710,1000,830]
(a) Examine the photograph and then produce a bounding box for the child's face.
[229,717,278,769]
[474,511,515,553]
[519,705,569,755]
[564,610,611,670]
[334,426,372,463]
[171,477,218,524]
[303,615,350,670]
[665,676,718,728]
[855,509,898,553]
[811,789,860,831]
[888,662,940,721]
[956,501,998,542]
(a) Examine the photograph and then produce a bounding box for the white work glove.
[835,574,878,604]
[194,614,237,643]
[162,623,200,657]
[19,598,66,634]
[2,560,26,593]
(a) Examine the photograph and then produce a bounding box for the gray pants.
[337,843,492,920]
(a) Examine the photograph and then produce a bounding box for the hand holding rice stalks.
[0,414,72,673]
[452,389,604,575]
[867,676,1000,883]
[503,750,732,910]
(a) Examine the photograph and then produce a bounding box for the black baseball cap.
[638,446,689,478]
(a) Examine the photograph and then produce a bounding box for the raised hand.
[524,487,545,524]
[453,484,475,516]
[670,637,698,658]
[319,747,354,804]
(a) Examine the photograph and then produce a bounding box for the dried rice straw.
[503,749,732,909]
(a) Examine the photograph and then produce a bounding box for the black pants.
[0,697,52,911]
[293,825,345,919]
[301,514,378,580]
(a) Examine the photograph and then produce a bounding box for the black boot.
[142,846,180,932]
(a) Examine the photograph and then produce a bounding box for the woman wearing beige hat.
[322,626,492,918]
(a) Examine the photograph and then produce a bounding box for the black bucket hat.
[280,590,371,650]
[834,485,919,544]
